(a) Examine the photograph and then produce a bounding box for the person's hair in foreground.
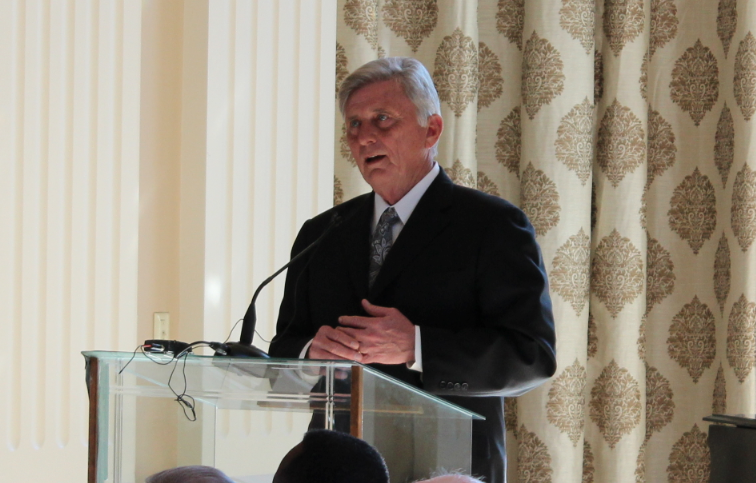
[273,429,390,483]
[338,56,442,158]
[145,465,234,483]
[417,472,485,483]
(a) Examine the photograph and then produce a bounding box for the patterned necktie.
[369,207,400,289]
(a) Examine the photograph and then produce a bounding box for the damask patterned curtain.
[333,0,756,482]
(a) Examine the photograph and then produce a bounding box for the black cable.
[168,350,196,421]
[254,330,271,343]
[117,340,219,421]
[118,345,142,374]
[224,319,243,343]
[224,317,271,344]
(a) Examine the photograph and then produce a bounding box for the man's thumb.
[362,298,389,316]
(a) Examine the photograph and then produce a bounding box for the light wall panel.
[0,0,142,481]
[177,0,209,348]
[136,0,185,476]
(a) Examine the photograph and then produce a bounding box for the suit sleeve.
[419,206,556,397]
[268,219,318,359]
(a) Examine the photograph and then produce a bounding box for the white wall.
[0,0,336,480]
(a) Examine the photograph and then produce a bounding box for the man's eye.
[349,120,360,128]
[377,114,388,122]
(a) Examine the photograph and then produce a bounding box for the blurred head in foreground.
[273,429,389,483]
[145,465,234,483]
[417,473,485,483]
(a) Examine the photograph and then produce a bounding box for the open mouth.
[365,154,387,164]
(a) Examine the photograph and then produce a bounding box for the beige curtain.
[333,0,756,481]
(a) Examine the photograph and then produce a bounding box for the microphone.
[217,213,343,358]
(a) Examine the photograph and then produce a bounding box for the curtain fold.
[334,1,756,481]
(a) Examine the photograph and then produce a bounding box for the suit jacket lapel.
[369,170,455,299]
[334,193,374,301]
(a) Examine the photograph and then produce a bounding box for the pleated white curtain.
[334,1,756,481]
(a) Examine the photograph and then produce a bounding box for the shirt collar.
[373,162,440,229]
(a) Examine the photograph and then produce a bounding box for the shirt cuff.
[407,325,423,372]
[299,339,314,359]
[294,339,324,385]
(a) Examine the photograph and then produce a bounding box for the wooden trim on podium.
[87,357,99,483]
[350,365,364,439]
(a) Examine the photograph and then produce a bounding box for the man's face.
[344,80,443,205]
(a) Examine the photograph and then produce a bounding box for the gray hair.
[414,471,485,483]
[338,57,442,157]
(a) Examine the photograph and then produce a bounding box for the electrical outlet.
[153,312,170,339]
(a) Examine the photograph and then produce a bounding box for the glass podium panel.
[83,351,483,483]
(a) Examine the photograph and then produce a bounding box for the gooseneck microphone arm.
[219,213,343,358]
[237,260,292,346]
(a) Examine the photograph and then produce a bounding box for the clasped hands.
[307,299,416,365]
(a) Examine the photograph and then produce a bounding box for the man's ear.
[425,114,443,148]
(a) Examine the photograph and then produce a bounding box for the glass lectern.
[83,351,483,483]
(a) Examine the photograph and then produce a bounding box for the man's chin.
[364,173,396,192]
[361,167,392,186]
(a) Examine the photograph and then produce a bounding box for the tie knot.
[376,207,400,235]
[379,207,400,226]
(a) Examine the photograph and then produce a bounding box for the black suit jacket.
[269,170,556,482]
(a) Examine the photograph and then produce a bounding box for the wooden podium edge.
[350,365,364,439]
[87,357,99,483]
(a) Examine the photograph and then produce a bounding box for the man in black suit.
[269,57,556,483]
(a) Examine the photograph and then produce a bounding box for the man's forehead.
[345,105,394,118]
[345,80,410,113]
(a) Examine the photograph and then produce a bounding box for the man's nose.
[356,124,377,145]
